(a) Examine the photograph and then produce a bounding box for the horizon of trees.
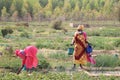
[0,0,120,22]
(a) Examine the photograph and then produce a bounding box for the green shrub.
[55,65,66,72]
[103,43,114,50]
[17,27,25,32]
[36,38,71,50]
[1,28,13,37]
[20,31,30,38]
[72,72,93,80]
[86,27,120,37]
[4,34,15,39]
[45,72,71,80]
[36,39,53,49]
[89,37,105,50]
[87,30,100,36]
[3,46,14,56]
[38,58,51,69]
[100,28,120,37]
[37,53,51,69]
[89,37,115,50]
[16,41,31,49]
[52,20,62,30]
[94,54,120,67]
[113,39,120,47]
[0,56,21,70]
[49,52,69,60]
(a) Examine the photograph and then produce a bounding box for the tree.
[33,2,42,21]
[1,6,9,21]
[54,6,61,16]
[63,0,71,13]
[0,0,120,21]
[57,0,64,8]
[94,0,99,11]
[52,0,59,10]
[72,1,80,20]
[44,0,53,17]
[10,2,16,16]
[4,0,13,15]
[114,1,120,21]
[27,2,33,19]
[39,0,48,8]
[118,6,120,21]
[33,2,42,14]
[86,3,91,11]
[0,0,4,16]
[69,0,75,9]
[74,2,80,12]
[11,11,18,21]
[102,0,112,15]
[22,4,27,17]
[82,0,89,7]
[22,1,33,21]
[13,0,23,18]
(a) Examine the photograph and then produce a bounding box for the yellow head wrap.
[77,25,84,31]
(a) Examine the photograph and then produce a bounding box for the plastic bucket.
[68,48,74,55]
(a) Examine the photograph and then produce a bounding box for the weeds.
[94,54,120,67]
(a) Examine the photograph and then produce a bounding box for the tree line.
[0,0,120,21]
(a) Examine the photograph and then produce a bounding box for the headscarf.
[15,49,25,59]
[77,25,84,31]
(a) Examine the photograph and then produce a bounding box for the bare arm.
[71,37,75,45]
[71,32,77,45]
[17,65,24,75]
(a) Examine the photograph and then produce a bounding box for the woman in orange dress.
[71,25,88,69]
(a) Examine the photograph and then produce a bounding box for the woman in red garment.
[15,46,38,74]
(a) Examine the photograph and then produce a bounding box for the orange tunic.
[73,32,87,65]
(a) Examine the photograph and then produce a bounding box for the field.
[0,21,120,80]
